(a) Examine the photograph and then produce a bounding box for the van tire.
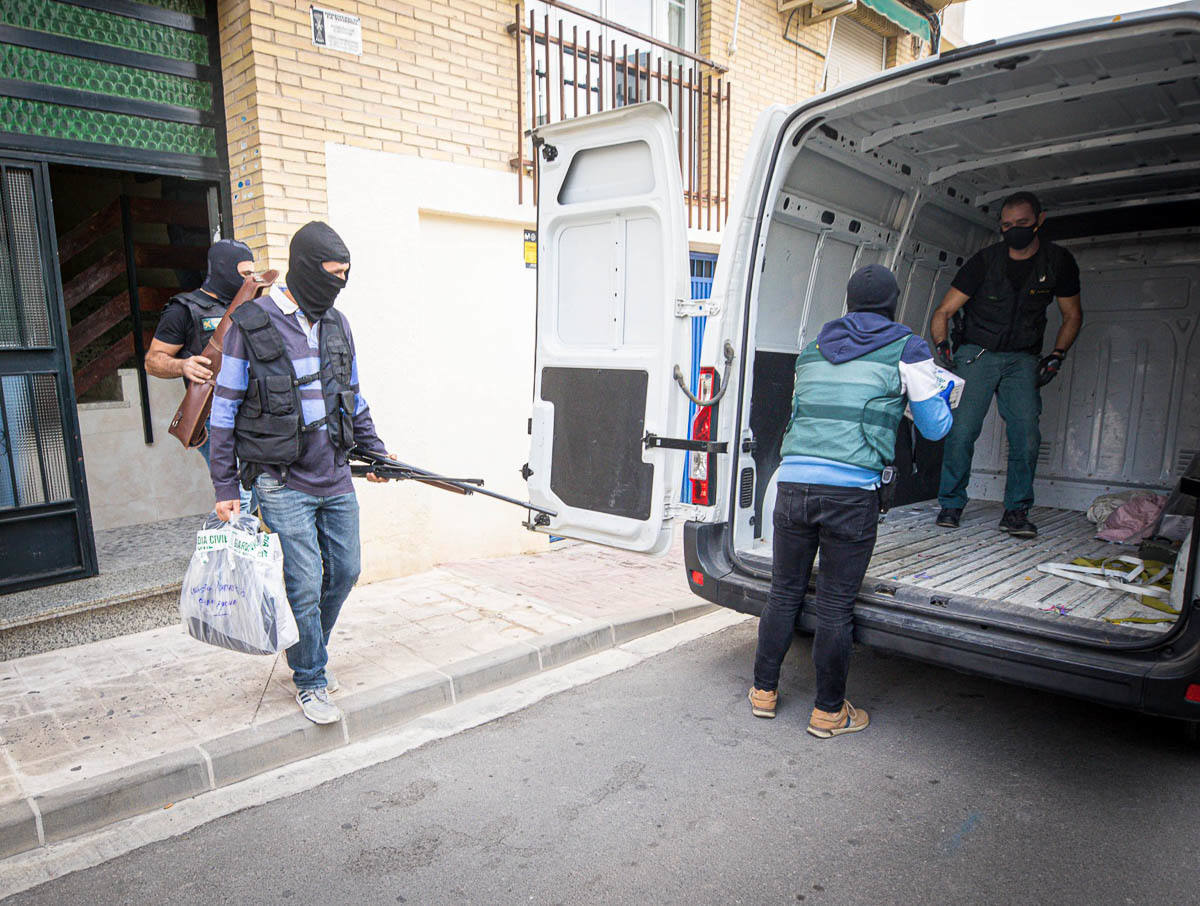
[1183,721,1200,746]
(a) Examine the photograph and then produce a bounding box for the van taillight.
[1186,684,1200,703]
[690,366,717,506]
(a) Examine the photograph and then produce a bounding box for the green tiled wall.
[138,0,208,16]
[0,45,212,111]
[0,0,220,162]
[0,97,217,156]
[1,0,210,65]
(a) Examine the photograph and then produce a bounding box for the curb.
[1,601,718,859]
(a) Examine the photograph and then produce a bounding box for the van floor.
[869,501,1176,632]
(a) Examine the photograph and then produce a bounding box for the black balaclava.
[286,221,351,322]
[200,239,254,305]
[845,263,899,320]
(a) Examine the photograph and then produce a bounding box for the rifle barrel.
[349,449,557,518]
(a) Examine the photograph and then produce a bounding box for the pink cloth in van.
[1096,493,1168,544]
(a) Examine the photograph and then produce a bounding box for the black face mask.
[286,221,351,321]
[200,239,254,305]
[1001,224,1038,251]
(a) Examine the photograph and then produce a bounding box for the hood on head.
[286,221,351,321]
[200,239,254,305]
[816,311,912,364]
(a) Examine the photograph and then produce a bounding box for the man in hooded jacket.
[146,238,256,510]
[748,264,954,738]
[210,221,391,725]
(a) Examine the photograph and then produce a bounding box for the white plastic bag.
[904,366,965,420]
[179,512,298,655]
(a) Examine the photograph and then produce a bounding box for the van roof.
[790,4,1200,221]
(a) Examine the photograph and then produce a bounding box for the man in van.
[749,264,954,738]
[930,191,1083,538]
[209,222,394,725]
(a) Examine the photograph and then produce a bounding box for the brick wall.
[700,0,831,190]
[217,0,927,262]
[217,0,522,270]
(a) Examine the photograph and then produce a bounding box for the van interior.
[731,10,1199,643]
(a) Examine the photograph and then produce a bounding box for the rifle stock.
[167,269,278,448]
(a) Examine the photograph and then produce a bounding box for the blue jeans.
[937,344,1041,512]
[197,422,255,514]
[753,483,879,713]
[255,476,361,691]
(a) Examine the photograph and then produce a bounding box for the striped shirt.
[209,284,385,501]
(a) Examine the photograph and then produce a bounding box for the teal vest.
[780,336,908,472]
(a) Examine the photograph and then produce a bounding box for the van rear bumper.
[683,521,1200,721]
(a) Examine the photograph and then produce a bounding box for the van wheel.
[1184,721,1200,745]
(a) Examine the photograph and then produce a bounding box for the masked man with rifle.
[146,240,257,514]
[210,221,393,725]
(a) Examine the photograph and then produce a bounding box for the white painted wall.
[325,145,549,582]
[77,368,212,531]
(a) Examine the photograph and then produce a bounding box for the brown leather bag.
[168,269,279,448]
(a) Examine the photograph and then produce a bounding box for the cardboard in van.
[905,366,964,421]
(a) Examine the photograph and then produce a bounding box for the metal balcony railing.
[509,1,732,231]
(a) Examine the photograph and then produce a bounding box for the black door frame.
[0,0,234,592]
[0,157,98,592]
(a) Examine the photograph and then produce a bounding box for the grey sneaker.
[324,671,339,694]
[295,687,342,724]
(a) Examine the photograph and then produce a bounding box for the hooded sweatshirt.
[776,311,953,488]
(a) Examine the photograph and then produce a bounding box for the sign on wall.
[524,230,537,269]
[311,6,363,55]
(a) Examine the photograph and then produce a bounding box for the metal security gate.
[0,159,96,591]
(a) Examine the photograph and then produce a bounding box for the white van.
[523,5,1200,722]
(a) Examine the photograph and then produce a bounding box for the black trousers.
[753,482,879,713]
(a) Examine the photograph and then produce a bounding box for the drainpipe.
[724,0,744,55]
[728,0,743,55]
[818,15,838,91]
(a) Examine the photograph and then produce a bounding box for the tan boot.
[807,700,869,738]
[748,687,778,719]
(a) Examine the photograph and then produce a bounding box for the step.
[0,515,200,660]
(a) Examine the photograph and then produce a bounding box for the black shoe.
[999,508,1038,538]
[936,507,962,528]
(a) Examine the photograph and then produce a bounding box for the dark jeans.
[255,475,361,691]
[753,482,879,713]
[937,344,1041,512]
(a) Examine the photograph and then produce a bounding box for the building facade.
[0,0,946,594]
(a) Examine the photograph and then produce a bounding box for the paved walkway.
[0,535,696,807]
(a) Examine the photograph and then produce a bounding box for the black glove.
[1036,350,1065,387]
[935,341,954,371]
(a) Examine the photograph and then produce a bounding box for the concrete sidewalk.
[0,534,712,858]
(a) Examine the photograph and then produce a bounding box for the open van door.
[526,103,696,554]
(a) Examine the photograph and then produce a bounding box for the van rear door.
[526,103,693,554]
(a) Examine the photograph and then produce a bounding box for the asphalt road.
[10,621,1199,906]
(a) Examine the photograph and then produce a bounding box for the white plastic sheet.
[179,512,298,655]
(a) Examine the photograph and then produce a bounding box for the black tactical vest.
[170,288,228,357]
[229,299,358,486]
[958,241,1066,354]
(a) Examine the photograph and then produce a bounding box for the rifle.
[349,447,556,520]
[168,270,280,448]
